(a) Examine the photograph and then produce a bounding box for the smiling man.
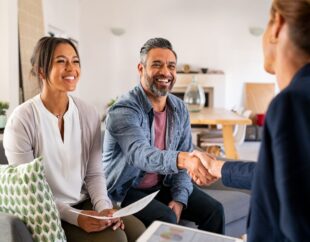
[102,38,224,234]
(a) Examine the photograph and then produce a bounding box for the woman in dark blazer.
[191,0,310,241]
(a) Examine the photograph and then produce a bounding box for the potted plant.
[102,97,118,123]
[0,101,9,129]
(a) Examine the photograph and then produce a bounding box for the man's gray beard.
[145,73,172,97]
[149,83,169,97]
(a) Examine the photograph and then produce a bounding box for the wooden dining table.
[190,108,252,159]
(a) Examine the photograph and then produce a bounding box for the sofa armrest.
[0,212,33,242]
[0,139,8,165]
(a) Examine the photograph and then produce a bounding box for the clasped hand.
[186,150,222,186]
[78,208,125,233]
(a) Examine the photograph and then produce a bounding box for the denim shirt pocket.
[167,129,181,150]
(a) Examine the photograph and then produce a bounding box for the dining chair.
[197,109,252,153]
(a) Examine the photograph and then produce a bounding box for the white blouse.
[32,95,84,205]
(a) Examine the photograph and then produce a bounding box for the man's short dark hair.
[140,37,177,64]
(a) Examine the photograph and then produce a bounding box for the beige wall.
[19,0,44,101]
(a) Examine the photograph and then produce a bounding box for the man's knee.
[160,208,177,224]
[214,200,225,219]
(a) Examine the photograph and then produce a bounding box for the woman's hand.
[77,210,113,233]
[99,209,125,231]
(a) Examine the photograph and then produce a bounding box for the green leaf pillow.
[0,157,66,242]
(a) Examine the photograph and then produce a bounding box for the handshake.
[178,150,225,186]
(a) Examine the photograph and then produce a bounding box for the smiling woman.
[3,36,145,242]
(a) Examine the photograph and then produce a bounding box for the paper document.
[71,190,159,220]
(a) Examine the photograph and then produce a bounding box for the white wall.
[1,0,276,116]
[79,0,276,115]
[0,0,19,115]
[42,0,80,40]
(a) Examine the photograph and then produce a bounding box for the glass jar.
[183,76,205,112]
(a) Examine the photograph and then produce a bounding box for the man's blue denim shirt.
[102,84,193,206]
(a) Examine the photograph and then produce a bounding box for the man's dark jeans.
[121,184,225,234]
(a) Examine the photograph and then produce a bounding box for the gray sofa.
[0,138,250,240]
[200,180,250,237]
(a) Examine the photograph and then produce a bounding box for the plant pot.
[0,115,7,129]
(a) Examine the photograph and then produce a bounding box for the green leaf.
[51,222,57,231]
[31,173,37,183]
[33,234,40,242]
[44,191,50,200]
[43,224,49,233]
[51,211,57,220]
[49,233,55,242]
[4,196,9,205]
[30,183,36,193]
[24,174,30,184]
[27,164,32,173]
[37,204,43,214]
[22,207,28,216]
[16,186,21,196]
[12,175,18,184]
[23,216,28,224]
[15,197,21,206]
[35,225,42,235]
[22,196,28,206]
[57,231,63,240]
[44,203,51,212]
[30,194,36,205]
[22,186,29,196]
[9,197,15,206]
[44,213,51,223]
[29,216,35,224]
[42,234,48,242]
[15,206,21,215]
[37,181,44,192]
[4,185,8,195]
[30,205,36,214]
[35,215,43,225]
[10,185,15,195]
[37,193,43,203]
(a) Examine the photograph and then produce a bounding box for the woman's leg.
[62,221,127,242]
[122,215,146,242]
[62,199,127,242]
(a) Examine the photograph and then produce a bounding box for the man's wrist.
[177,152,188,169]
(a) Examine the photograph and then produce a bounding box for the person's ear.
[270,11,285,44]
[38,68,46,81]
[137,63,144,76]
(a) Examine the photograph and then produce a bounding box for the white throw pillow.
[0,157,66,242]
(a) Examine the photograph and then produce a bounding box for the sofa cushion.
[204,189,250,224]
[0,157,66,242]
